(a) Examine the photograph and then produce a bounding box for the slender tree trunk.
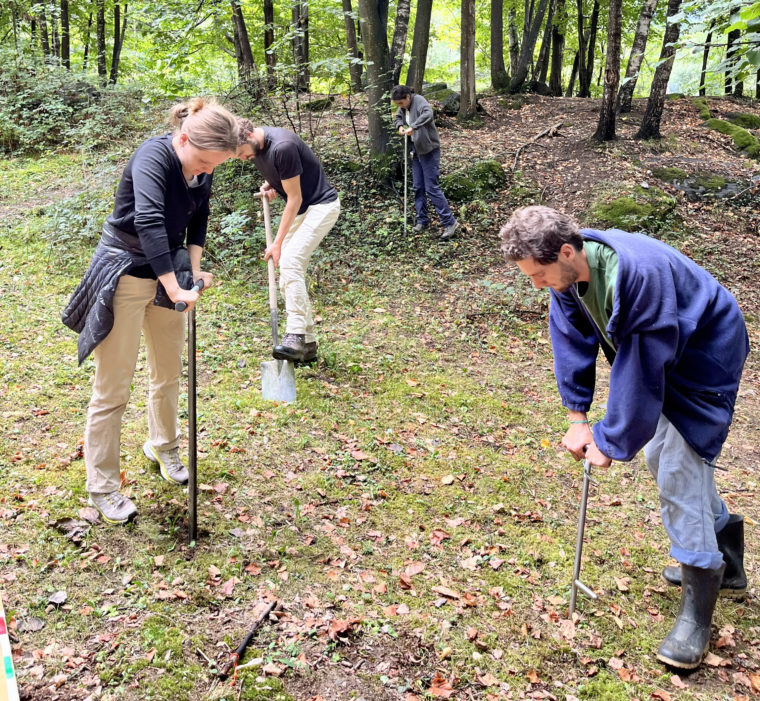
[38,9,51,59]
[82,13,92,71]
[594,0,622,141]
[357,0,393,155]
[406,0,432,94]
[460,0,477,120]
[533,0,555,83]
[264,0,276,87]
[390,0,411,85]
[60,0,70,68]
[756,68,760,99]
[342,0,363,92]
[636,0,682,140]
[510,0,550,92]
[96,0,107,84]
[491,0,510,91]
[231,1,257,81]
[507,7,520,75]
[575,0,588,97]
[726,19,740,95]
[292,0,310,92]
[565,50,579,95]
[549,0,566,95]
[581,0,599,97]
[617,0,658,113]
[51,4,60,60]
[699,23,713,97]
[109,4,128,84]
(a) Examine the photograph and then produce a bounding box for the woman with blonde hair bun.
[63,97,237,525]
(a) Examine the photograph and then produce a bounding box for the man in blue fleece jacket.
[500,205,749,670]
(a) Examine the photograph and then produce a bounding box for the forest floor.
[1,92,759,701]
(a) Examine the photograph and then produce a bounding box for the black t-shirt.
[106,134,212,278]
[253,128,337,215]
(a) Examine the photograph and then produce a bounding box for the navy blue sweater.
[549,229,749,462]
[106,134,211,277]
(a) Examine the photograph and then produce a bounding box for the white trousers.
[279,198,340,342]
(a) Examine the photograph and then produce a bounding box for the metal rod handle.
[187,303,198,543]
[569,459,596,616]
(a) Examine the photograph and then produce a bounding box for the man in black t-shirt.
[237,121,340,363]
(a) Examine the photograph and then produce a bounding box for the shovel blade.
[261,359,296,402]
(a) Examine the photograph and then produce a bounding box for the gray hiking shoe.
[273,333,306,362]
[88,491,137,525]
[440,220,460,241]
[300,341,318,364]
[143,441,189,485]
[412,221,429,233]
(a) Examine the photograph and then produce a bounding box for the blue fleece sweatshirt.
[549,229,749,462]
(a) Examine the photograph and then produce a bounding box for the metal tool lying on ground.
[176,279,204,544]
[256,192,297,403]
[569,458,599,617]
[218,600,279,682]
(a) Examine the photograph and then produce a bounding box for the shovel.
[569,458,599,616]
[175,279,204,544]
[257,193,296,403]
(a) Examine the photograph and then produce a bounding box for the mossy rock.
[705,118,760,158]
[728,112,760,130]
[441,159,508,202]
[692,97,711,120]
[588,184,679,234]
[499,96,525,110]
[667,92,685,100]
[692,171,728,191]
[652,166,688,184]
[422,82,448,95]
[302,96,334,112]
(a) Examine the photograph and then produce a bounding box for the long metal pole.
[187,304,197,543]
[569,459,598,616]
[403,133,408,236]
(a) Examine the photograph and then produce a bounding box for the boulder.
[441,159,508,202]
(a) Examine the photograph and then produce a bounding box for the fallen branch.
[513,122,564,170]
[218,599,279,682]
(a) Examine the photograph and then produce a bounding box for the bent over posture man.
[237,120,340,363]
[500,205,749,670]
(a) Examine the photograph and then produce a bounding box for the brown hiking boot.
[273,333,306,362]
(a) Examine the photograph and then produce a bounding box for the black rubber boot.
[273,333,306,362]
[662,514,747,598]
[657,562,725,670]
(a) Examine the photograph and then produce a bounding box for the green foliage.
[0,50,147,154]
[588,184,680,236]
[705,118,760,158]
[441,160,508,202]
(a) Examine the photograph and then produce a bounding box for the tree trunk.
[38,9,51,59]
[726,27,741,95]
[390,0,411,85]
[616,0,658,113]
[96,0,107,84]
[406,0,433,94]
[491,0,510,91]
[594,0,622,141]
[699,23,713,97]
[565,49,578,95]
[292,0,310,92]
[533,0,555,83]
[549,0,566,95]
[109,4,128,84]
[51,4,60,60]
[264,0,276,87]
[60,0,70,69]
[636,0,682,140]
[357,0,393,155]
[756,68,760,99]
[82,12,93,71]
[342,0,363,93]
[231,1,257,81]
[507,7,520,75]
[575,0,588,97]
[510,0,550,92]
[460,0,477,120]
[580,0,599,97]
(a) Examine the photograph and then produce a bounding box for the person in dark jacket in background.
[63,98,238,525]
[500,205,749,671]
[391,85,459,241]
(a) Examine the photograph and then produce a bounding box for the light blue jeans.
[644,414,729,570]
